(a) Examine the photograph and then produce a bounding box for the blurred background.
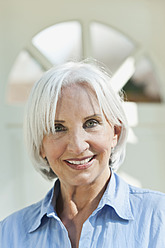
[1,0,165,220]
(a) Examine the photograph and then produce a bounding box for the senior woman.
[0,60,165,248]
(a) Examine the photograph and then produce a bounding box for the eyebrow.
[84,114,102,120]
[54,120,65,123]
[54,114,102,123]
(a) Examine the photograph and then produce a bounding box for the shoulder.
[128,184,165,245]
[129,184,165,206]
[114,172,165,217]
[0,184,55,231]
[115,172,165,208]
[0,200,42,231]
[113,173,165,219]
[128,183,165,224]
[0,185,56,247]
[0,201,42,247]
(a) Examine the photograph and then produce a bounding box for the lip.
[64,155,96,170]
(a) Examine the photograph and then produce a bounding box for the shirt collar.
[29,171,134,232]
[97,170,134,220]
[28,179,60,233]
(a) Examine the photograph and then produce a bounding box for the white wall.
[1,0,165,220]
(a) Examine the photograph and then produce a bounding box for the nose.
[67,128,90,155]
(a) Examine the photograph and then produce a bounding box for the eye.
[54,123,67,132]
[83,119,100,129]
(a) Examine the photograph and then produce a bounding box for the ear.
[40,144,46,159]
[111,125,121,148]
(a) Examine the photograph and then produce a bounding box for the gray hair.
[24,59,129,180]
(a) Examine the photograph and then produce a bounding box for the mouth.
[64,155,96,170]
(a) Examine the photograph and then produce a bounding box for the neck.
[56,169,111,220]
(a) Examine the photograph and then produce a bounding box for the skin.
[41,83,120,248]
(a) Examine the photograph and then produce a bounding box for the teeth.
[66,157,93,165]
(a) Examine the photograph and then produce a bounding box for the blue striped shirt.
[1,172,165,247]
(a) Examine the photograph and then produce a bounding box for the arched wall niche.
[6,21,163,104]
[2,0,165,104]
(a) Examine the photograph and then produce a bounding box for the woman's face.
[41,84,119,187]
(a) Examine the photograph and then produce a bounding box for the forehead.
[55,83,101,117]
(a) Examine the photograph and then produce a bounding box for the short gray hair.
[24,59,129,180]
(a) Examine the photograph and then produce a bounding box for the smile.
[66,156,94,165]
[64,155,96,170]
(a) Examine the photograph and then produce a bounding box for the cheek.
[91,134,113,155]
[96,125,114,149]
[43,139,66,162]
